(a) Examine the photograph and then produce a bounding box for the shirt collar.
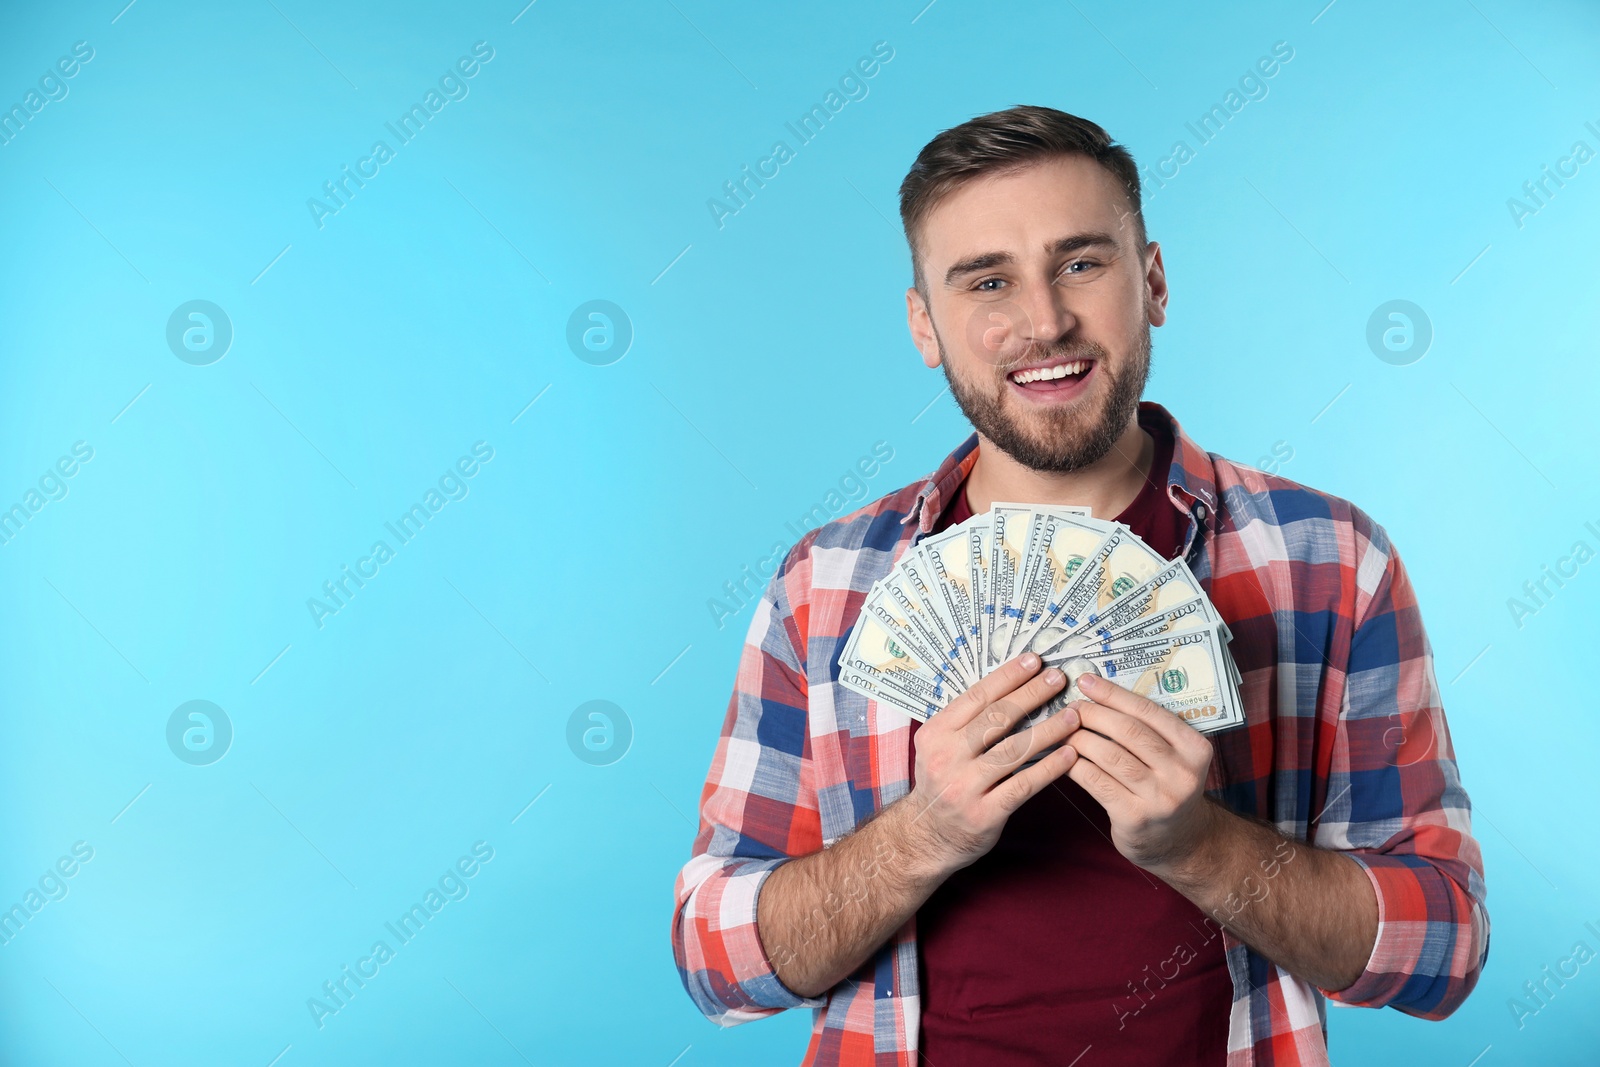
[902,400,1217,534]
[902,432,980,534]
[1159,400,1219,522]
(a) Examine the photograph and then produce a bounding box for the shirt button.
[1194,503,1208,521]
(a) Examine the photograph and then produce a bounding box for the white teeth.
[1010,360,1088,384]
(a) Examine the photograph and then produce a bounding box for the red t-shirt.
[911,411,1231,1065]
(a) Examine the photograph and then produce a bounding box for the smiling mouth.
[1007,359,1094,389]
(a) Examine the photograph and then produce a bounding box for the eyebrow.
[943,231,1122,286]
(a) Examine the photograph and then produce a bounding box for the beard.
[935,316,1152,474]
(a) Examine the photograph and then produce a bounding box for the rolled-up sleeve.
[671,556,828,1025]
[1313,529,1490,1018]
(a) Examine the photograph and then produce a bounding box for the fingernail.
[1043,668,1064,685]
[1079,673,1102,692]
[1020,652,1039,670]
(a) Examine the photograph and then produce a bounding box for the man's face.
[906,155,1167,473]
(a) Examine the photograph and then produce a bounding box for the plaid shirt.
[671,401,1489,1065]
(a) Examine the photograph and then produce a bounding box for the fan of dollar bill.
[838,503,1245,737]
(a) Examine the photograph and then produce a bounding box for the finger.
[980,740,1080,820]
[962,666,1069,756]
[973,698,1081,782]
[1071,698,1172,768]
[1077,672,1199,749]
[939,651,1045,731]
[1063,726,1153,795]
[1066,744,1138,811]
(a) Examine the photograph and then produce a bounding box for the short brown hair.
[898,105,1147,298]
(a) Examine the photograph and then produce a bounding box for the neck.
[961,414,1153,521]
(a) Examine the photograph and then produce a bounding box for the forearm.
[757,797,950,999]
[753,656,1080,1001]
[1155,800,1379,992]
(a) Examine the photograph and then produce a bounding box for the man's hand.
[1061,670,1218,875]
[1065,670,1379,991]
[901,651,1083,878]
[757,650,1082,998]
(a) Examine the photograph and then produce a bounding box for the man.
[671,105,1487,1065]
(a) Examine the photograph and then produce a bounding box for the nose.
[963,276,1080,368]
[1015,277,1076,347]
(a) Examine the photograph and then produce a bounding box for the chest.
[808,519,1345,843]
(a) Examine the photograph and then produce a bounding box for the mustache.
[995,338,1111,373]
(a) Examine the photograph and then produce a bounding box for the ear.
[906,287,941,369]
[1143,241,1169,329]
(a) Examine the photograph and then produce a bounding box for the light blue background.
[1,0,1596,1063]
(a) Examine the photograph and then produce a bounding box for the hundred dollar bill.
[1038,628,1246,735]
[1026,558,1219,657]
[985,504,1092,671]
[888,556,978,688]
[1094,598,1221,650]
[1021,524,1165,657]
[878,572,967,686]
[908,535,982,684]
[985,505,1039,671]
[839,586,959,699]
[1004,513,1118,662]
[837,662,942,721]
[1043,599,1220,660]
[964,516,992,675]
